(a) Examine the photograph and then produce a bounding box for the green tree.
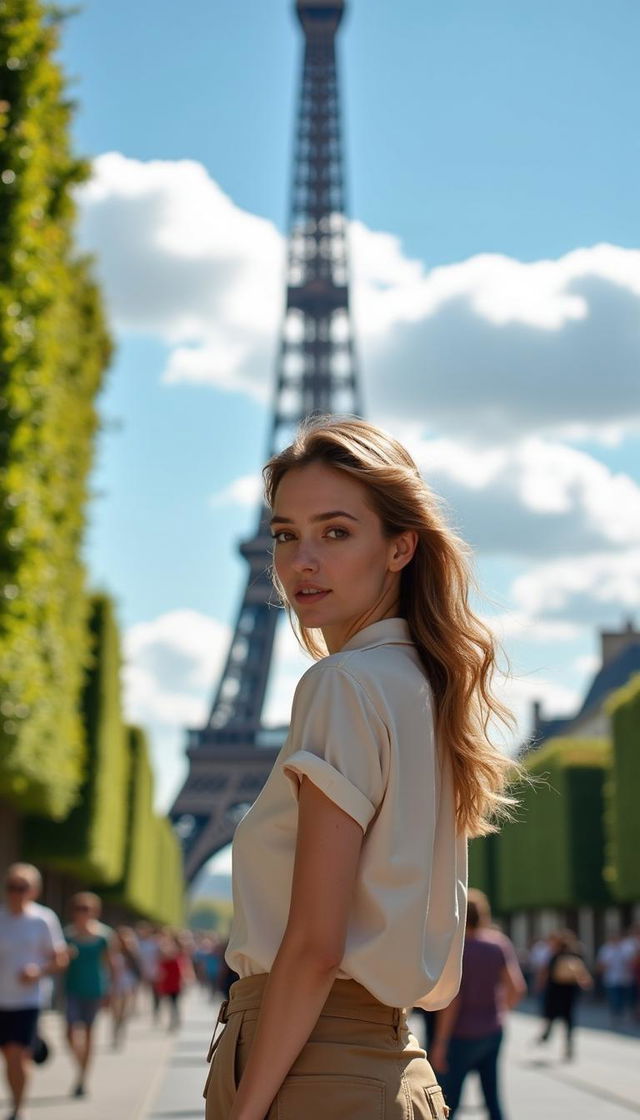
[0,0,112,818]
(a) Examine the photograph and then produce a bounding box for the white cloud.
[123,609,230,729]
[122,609,234,810]
[404,434,640,558]
[76,152,281,399]
[77,154,640,440]
[510,550,640,625]
[210,474,263,508]
[573,653,600,676]
[496,670,581,750]
[485,610,583,645]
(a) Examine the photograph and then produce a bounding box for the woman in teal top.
[63,892,113,1098]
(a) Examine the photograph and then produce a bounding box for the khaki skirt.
[204,973,449,1119]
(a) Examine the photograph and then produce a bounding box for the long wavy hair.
[263,415,518,838]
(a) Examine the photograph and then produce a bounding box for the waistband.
[207,974,404,1063]
[223,973,403,1027]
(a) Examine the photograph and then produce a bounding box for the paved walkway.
[0,995,175,1120]
[2,989,639,1118]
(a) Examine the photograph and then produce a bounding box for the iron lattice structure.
[171,0,362,880]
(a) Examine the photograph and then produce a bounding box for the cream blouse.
[225,617,467,1010]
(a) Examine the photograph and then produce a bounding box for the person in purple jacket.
[431,890,526,1120]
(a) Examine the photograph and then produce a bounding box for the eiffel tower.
[171,0,362,881]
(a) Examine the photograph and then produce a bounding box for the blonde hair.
[264,415,518,838]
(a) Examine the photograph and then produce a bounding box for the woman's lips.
[294,589,331,604]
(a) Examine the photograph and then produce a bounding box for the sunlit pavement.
[147,993,640,1120]
[0,994,175,1120]
[3,989,639,1119]
[465,1004,640,1119]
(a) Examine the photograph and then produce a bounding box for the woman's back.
[226,617,466,1011]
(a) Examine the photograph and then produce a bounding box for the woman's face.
[271,461,414,652]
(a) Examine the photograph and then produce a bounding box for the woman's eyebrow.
[269,510,359,525]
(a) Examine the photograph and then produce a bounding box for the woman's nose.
[291,542,319,571]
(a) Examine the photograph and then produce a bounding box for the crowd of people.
[0,862,232,1120]
[2,860,639,1120]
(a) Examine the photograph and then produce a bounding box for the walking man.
[0,864,67,1120]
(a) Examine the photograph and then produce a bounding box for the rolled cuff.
[282,750,376,833]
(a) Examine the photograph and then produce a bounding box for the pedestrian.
[596,930,636,1026]
[136,922,162,1021]
[109,926,141,1048]
[215,940,239,1001]
[63,892,113,1098]
[21,866,67,1013]
[528,935,552,998]
[194,936,222,1001]
[430,890,526,1120]
[203,416,517,1120]
[536,929,592,1058]
[625,925,640,1020]
[0,864,68,1120]
[156,932,193,1031]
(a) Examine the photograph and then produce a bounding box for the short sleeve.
[45,909,66,950]
[39,918,56,958]
[282,664,389,833]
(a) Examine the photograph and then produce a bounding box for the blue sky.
[55,1,640,870]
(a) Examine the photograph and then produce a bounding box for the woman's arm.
[227,775,365,1120]
[501,959,527,1009]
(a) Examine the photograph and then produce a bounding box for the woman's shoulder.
[293,643,431,721]
[293,654,373,708]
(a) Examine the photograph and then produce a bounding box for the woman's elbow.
[282,926,344,973]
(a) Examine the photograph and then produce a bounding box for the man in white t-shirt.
[0,864,68,1120]
[24,875,67,1011]
[596,931,637,1024]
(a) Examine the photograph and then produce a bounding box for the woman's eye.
[271,530,293,544]
[326,527,348,539]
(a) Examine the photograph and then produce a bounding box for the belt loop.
[206,998,230,1063]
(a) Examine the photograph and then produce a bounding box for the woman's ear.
[389,530,418,572]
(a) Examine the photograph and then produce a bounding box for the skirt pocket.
[271,1073,386,1120]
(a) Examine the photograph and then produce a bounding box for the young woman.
[537,929,592,1059]
[204,417,516,1120]
[155,932,193,1031]
[63,892,112,1098]
[109,927,141,1049]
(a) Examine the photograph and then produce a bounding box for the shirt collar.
[340,617,413,653]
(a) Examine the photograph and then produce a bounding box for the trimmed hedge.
[153,815,185,928]
[25,594,129,883]
[102,726,157,917]
[0,0,112,817]
[468,834,497,902]
[102,726,185,925]
[605,675,640,901]
[495,738,611,912]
